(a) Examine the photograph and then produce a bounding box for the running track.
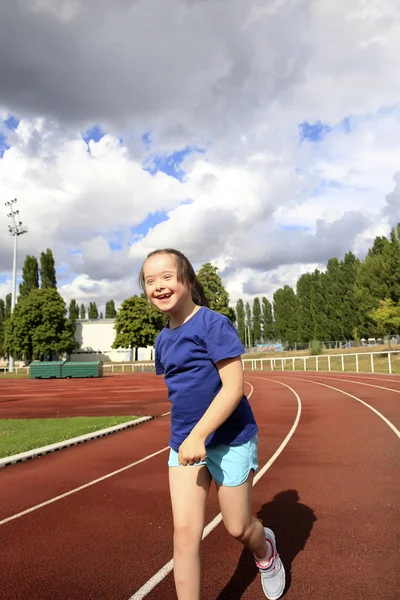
[0,371,399,599]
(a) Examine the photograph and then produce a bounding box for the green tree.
[68,299,80,321]
[252,298,261,344]
[387,225,400,302]
[6,293,11,319]
[261,297,274,341]
[355,249,390,337]
[105,300,117,318]
[4,288,75,361]
[19,255,39,297]
[323,257,343,341]
[0,298,5,357]
[40,249,57,289]
[273,286,298,346]
[88,302,99,319]
[311,269,330,341]
[196,263,235,322]
[369,299,400,349]
[339,252,360,339]
[235,299,245,345]
[112,295,164,360]
[245,302,252,347]
[80,303,86,319]
[296,273,315,344]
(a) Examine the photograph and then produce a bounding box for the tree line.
[0,249,118,361]
[235,224,400,348]
[1,225,399,362]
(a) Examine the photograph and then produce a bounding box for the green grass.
[0,371,29,378]
[0,416,138,459]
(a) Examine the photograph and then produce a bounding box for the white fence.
[242,350,400,375]
[1,351,399,376]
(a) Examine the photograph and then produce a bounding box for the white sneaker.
[255,527,285,599]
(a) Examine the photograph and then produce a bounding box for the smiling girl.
[139,248,285,600]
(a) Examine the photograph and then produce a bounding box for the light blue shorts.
[168,435,259,487]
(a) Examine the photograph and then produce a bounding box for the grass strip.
[0,416,138,458]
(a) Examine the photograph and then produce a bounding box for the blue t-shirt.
[155,306,258,451]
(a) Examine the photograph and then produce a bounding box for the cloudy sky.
[1,0,399,312]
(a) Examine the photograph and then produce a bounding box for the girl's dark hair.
[139,248,210,307]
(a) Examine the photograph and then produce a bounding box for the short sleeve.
[205,316,245,364]
[154,338,164,375]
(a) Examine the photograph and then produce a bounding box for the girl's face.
[143,253,192,315]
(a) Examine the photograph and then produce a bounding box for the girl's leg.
[169,464,212,600]
[215,472,268,558]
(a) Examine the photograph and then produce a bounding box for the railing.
[0,366,30,375]
[242,350,400,375]
[1,351,399,376]
[102,362,155,373]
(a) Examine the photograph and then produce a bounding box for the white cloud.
[1,0,400,308]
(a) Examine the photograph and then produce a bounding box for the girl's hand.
[178,435,207,466]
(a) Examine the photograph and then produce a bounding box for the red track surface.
[0,372,399,599]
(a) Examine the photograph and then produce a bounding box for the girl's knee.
[173,522,203,550]
[223,519,249,541]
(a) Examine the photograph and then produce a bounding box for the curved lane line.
[277,375,400,439]
[0,383,251,527]
[310,376,400,395]
[0,446,170,527]
[128,378,301,600]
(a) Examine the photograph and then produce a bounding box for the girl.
[140,248,285,600]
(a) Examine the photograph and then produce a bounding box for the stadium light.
[5,198,28,373]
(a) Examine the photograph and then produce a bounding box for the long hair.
[139,248,209,307]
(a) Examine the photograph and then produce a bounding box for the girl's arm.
[178,356,244,465]
[191,356,244,440]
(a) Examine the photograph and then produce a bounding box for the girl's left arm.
[191,356,244,441]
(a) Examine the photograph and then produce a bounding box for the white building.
[71,319,153,362]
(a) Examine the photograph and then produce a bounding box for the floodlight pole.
[5,199,28,373]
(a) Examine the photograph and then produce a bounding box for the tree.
[261,297,274,341]
[112,295,164,360]
[296,273,315,344]
[4,288,75,362]
[323,257,343,341]
[369,299,400,349]
[88,302,99,319]
[19,255,39,297]
[273,286,298,346]
[80,303,86,319]
[252,298,261,344]
[100,312,104,319]
[40,249,57,289]
[245,302,252,347]
[0,299,5,357]
[68,299,80,321]
[387,225,400,302]
[105,300,117,318]
[5,294,11,319]
[339,252,360,339]
[235,299,245,345]
[196,263,235,322]
[355,250,390,337]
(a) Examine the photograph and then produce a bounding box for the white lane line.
[312,376,400,395]
[128,379,301,600]
[0,446,169,527]
[284,375,400,438]
[284,372,400,387]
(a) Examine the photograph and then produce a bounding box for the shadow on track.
[216,489,317,599]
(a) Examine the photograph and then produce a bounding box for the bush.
[310,340,323,356]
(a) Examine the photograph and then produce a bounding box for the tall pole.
[5,198,28,373]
